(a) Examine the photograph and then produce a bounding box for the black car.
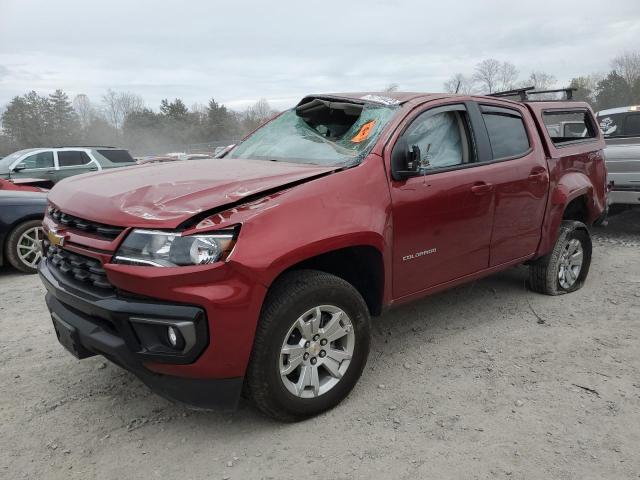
[0,190,47,273]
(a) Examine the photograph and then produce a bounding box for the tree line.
[0,90,277,157]
[2,50,639,157]
[443,51,640,110]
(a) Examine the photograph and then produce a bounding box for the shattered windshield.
[227,100,399,166]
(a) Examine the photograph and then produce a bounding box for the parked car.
[39,90,606,421]
[136,152,204,164]
[0,178,48,193]
[596,106,640,210]
[1,190,47,273]
[185,153,215,161]
[135,155,178,165]
[0,147,136,184]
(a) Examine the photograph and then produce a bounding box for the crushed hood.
[48,158,337,228]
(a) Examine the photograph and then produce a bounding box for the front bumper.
[39,258,243,410]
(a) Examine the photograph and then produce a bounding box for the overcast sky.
[1,0,639,111]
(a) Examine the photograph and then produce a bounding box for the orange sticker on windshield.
[351,120,376,143]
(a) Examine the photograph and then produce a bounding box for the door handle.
[528,171,546,181]
[89,167,98,171]
[471,182,494,195]
[46,170,56,174]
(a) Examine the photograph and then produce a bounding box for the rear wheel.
[246,270,370,421]
[528,220,592,295]
[5,220,44,274]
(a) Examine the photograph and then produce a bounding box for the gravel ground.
[1,209,639,480]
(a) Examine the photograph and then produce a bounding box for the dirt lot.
[1,210,639,480]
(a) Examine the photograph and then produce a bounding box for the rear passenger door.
[477,103,549,266]
[55,150,99,181]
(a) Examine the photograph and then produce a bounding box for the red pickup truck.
[39,90,607,421]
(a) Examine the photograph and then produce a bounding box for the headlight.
[113,229,236,267]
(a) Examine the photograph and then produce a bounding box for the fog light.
[167,326,179,347]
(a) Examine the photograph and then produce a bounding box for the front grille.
[45,245,113,290]
[48,207,124,239]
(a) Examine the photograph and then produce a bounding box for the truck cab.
[38,90,607,421]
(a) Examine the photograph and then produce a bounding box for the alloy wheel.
[279,305,355,399]
[558,238,583,289]
[16,226,43,269]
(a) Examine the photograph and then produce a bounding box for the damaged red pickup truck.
[39,90,607,421]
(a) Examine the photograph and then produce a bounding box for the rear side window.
[481,107,530,159]
[97,149,134,163]
[598,112,640,137]
[542,110,596,145]
[58,151,92,167]
[624,114,640,136]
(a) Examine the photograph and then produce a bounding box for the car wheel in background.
[528,220,592,295]
[246,270,371,422]
[5,220,44,274]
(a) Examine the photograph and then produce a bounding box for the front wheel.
[246,270,371,421]
[5,219,44,274]
[528,220,592,295]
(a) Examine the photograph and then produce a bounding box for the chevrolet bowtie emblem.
[47,229,67,247]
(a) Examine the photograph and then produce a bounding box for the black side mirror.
[13,164,26,172]
[391,137,421,181]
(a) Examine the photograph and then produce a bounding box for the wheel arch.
[537,172,597,256]
[267,244,386,317]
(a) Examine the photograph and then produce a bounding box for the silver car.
[597,106,640,209]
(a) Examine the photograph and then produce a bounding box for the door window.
[16,151,54,170]
[482,110,530,159]
[624,113,640,136]
[58,151,92,167]
[402,109,472,170]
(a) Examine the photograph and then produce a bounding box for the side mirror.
[12,163,26,172]
[391,137,421,181]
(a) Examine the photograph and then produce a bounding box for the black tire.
[528,220,592,295]
[246,269,371,422]
[5,219,43,274]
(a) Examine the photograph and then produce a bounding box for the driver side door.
[12,151,56,181]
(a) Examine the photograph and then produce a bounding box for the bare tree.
[383,83,399,92]
[73,94,93,128]
[527,71,557,90]
[101,89,144,130]
[102,89,122,129]
[498,61,519,91]
[611,51,640,87]
[443,73,475,94]
[118,92,144,122]
[243,98,277,132]
[473,59,502,94]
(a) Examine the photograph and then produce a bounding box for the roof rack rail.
[527,87,577,101]
[488,86,577,101]
[488,86,535,101]
[53,145,118,149]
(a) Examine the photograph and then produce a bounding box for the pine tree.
[1,91,49,147]
[47,89,80,144]
[595,72,633,110]
[206,98,240,139]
